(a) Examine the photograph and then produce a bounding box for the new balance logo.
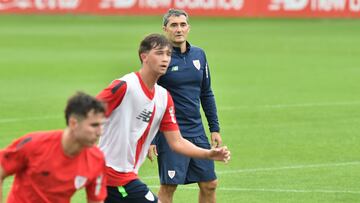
[171,66,178,71]
[136,109,153,123]
[268,0,307,11]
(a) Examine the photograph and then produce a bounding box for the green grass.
[1,15,360,202]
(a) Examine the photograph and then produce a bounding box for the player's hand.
[209,146,230,163]
[210,132,222,148]
[147,145,158,162]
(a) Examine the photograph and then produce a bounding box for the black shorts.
[157,134,217,184]
[105,179,158,203]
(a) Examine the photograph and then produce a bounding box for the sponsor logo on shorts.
[168,170,176,179]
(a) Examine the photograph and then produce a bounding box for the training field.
[0,15,360,202]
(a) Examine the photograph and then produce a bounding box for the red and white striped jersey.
[97,72,178,186]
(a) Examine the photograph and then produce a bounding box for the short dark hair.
[138,33,172,63]
[163,8,189,26]
[64,92,105,125]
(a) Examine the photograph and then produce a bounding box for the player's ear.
[140,52,148,63]
[162,26,166,32]
[68,116,78,129]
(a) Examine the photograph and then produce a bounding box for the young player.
[97,33,230,203]
[0,92,107,203]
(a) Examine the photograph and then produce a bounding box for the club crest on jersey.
[74,176,87,189]
[168,170,176,179]
[193,60,201,70]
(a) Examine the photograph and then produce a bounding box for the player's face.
[74,110,105,147]
[143,46,172,76]
[163,15,190,46]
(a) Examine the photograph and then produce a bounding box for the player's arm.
[96,80,127,117]
[163,130,230,162]
[86,178,106,203]
[0,165,7,203]
[200,59,222,147]
[160,93,230,162]
[147,144,157,162]
[86,158,107,203]
[86,173,106,203]
[86,173,107,203]
[210,132,222,148]
[0,136,31,203]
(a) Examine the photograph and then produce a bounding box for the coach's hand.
[147,145,158,162]
[211,132,222,148]
[209,146,230,163]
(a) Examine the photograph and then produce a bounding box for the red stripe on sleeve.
[160,92,179,132]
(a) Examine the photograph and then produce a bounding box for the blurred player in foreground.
[0,92,107,203]
[96,33,230,203]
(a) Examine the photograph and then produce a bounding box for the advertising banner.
[0,0,359,17]
[260,0,360,17]
[88,0,253,16]
[0,0,88,13]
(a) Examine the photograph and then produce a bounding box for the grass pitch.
[0,15,360,202]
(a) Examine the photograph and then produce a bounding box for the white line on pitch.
[3,184,359,195]
[0,115,61,124]
[142,161,360,180]
[220,101,360,110]
[147,185,360,194]
[216,161,360,174]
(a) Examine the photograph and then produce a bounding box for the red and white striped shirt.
[97,72,178,186]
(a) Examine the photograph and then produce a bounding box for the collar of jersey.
[173,41,191,54]
[135,72,154,100]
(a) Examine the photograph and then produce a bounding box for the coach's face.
[163,15,190,46]
[72,110,105,147]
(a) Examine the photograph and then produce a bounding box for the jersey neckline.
[135,72,155,100]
